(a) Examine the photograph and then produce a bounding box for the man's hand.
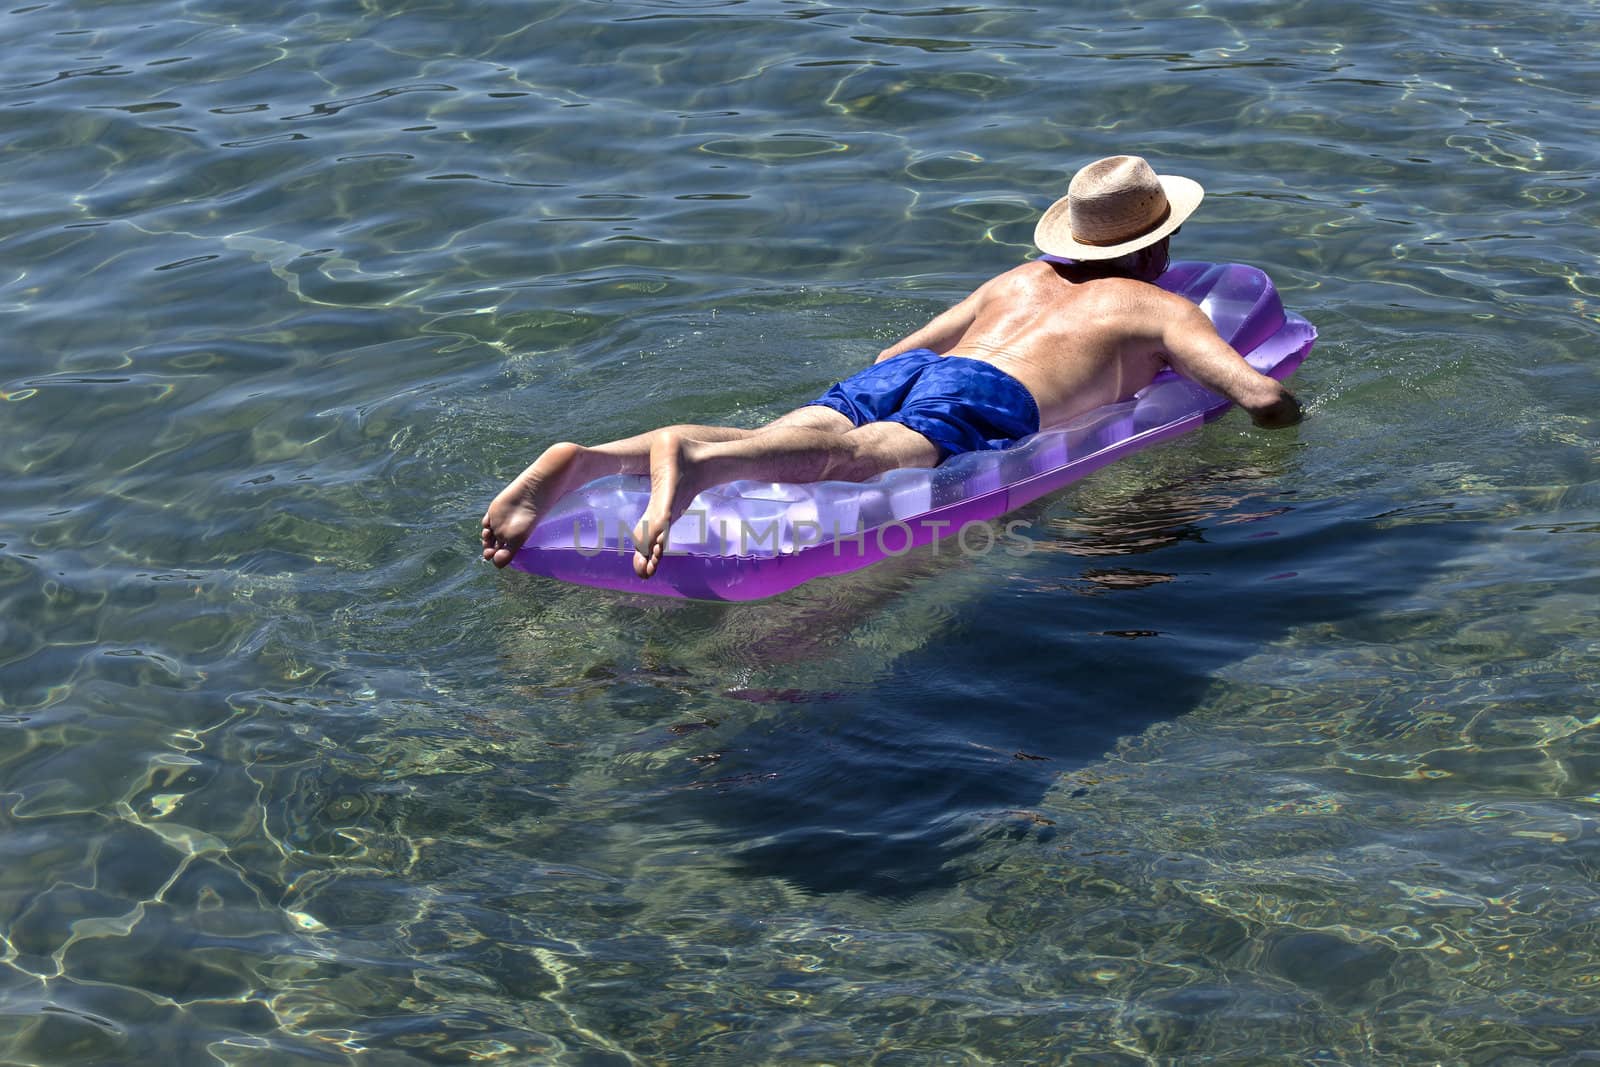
[1245,385,1302,429]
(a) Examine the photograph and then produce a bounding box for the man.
[482,155,1301,578]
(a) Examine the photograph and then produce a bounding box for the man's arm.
[874,286,985,363]
[1159,298,1301,427]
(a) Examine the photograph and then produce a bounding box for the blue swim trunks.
[806,348,1041,460]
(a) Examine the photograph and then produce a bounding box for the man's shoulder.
[969,261,1056,305]
[988,261,1056,286]
[984,263,1198,318]
[997,263,1177,296]
[1067,274,1189,311]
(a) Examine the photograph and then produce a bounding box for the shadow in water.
[636,457,1469,898]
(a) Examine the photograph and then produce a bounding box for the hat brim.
[1033,174,1205,261]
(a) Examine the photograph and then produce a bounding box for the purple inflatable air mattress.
[510,261,1316,600]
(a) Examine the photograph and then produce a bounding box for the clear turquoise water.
[2,0,1597,1062]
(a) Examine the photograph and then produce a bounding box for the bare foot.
[481,441,584,568]
[632,430,706,578]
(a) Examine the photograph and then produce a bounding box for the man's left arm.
[1160,299,1301,427]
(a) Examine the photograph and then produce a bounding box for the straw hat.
[1034,155,1204,260]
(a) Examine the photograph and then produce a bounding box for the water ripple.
[1,0,1597,1060]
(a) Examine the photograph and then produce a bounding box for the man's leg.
[483,424,764,567]
[758,406,854,433]
[632,421,940,578]
[480,409,854,567]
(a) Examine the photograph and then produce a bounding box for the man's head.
[1034,155,1203,279]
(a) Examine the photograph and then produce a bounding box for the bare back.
[943,262,1173,425]
[881,259,1295,430]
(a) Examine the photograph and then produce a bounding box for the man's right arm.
[874,284,987,363]
[1158,298,1301,427]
